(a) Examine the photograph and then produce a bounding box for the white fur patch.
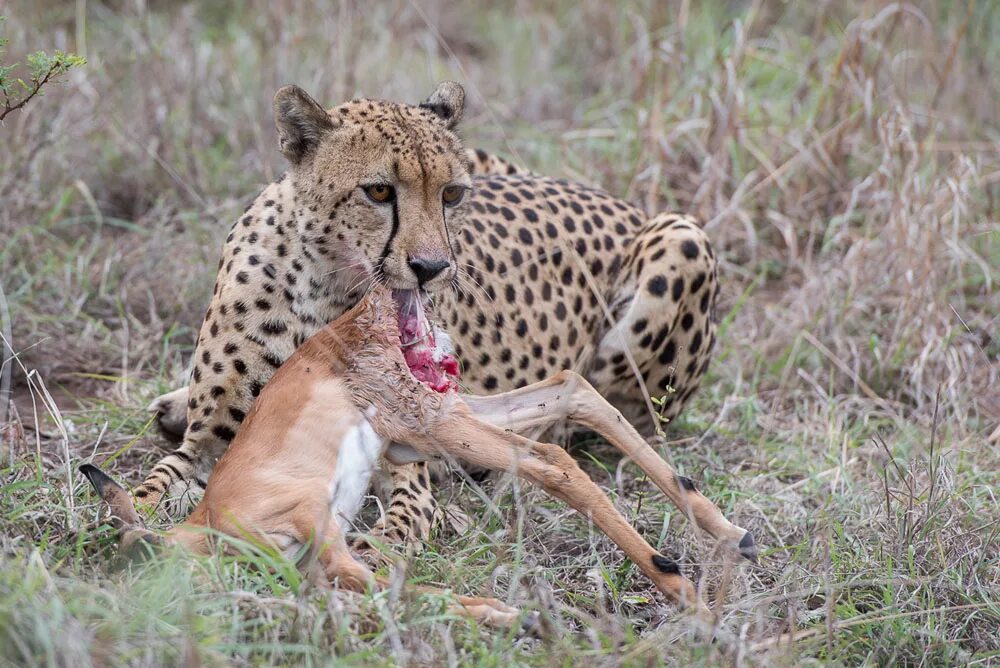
[328,420,385,525]
[432,327,454,363]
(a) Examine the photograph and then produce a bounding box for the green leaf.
[0,17,86,120]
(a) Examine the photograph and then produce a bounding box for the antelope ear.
[79,463,144,529]
[419,81,465,129]
[273,85,337,164]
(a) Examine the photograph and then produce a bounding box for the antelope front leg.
[462,370,756,562]
[417,414,711,618]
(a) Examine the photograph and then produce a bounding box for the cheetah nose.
[408,257,450,285]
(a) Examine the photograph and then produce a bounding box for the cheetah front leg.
[350,460,438,564]
[135,360,262,517]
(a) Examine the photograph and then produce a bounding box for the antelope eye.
[442,185,467,206]
[363,184,395,204]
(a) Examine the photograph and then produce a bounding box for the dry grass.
[1,1,998,665]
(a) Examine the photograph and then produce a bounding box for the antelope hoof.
[516,610,544,639]
[738,531,758,563]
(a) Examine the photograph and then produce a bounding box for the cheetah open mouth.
[393,290,460,394]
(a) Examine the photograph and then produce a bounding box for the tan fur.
[88,285,754,628]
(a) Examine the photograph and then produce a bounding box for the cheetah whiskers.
[454,263,497,310]
[453,265,501,324]
[321,261,367,278]
[360,262,389,301]
[345,270,377,300]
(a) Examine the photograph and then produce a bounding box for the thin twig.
[0,62,61,123]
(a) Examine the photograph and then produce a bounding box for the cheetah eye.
[442,185,467,207]
[362,184,395,204]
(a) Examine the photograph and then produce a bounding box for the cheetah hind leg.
[148,386,190,440]
[586,214,720,432]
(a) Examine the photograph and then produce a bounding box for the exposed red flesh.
[395,291,459,393]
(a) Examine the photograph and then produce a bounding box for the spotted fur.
[137,83,719,551]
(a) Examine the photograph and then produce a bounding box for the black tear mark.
[378,197,401,267]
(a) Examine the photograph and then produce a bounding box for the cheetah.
[137,82,720,553]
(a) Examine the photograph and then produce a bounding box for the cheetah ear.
[419,81,465,129]
[273,85,338,164]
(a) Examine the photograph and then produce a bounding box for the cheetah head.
[273,82,471,296]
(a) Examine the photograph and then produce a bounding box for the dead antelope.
[82,284,755,627]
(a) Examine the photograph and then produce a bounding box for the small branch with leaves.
[0,17,86,123]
